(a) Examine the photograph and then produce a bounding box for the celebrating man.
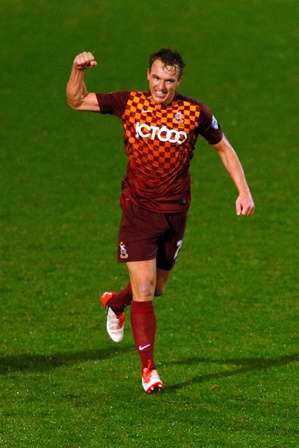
[66,48,255,393]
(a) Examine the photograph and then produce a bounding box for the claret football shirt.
[96,91,223,213]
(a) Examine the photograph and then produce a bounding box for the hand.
[236,193,255,216]
[73,51,97,71]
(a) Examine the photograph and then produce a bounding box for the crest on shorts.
[173,111,183,124]
[119,241,128,259]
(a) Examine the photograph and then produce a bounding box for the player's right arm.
[66,51,100,112]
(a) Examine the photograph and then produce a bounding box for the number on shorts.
[174,240,183,260]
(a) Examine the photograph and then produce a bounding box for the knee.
[136,281,155,301]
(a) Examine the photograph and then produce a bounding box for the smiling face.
[147,59,182,106]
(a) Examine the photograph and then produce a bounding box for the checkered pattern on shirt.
[122,91,201,178]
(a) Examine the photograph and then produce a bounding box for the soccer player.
[66,49,255,393]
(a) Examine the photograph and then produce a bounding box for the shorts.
[118,198,187,271]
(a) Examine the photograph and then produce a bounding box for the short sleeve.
[96,91,130,118]
[197,104,223,145]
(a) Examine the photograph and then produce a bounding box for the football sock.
[109,283,132,315]
[131,300,156,370]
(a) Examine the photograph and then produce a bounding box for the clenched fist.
[73,51,97,71]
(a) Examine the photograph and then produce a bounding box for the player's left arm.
[212,135,255,216]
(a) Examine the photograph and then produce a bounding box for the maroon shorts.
[118,199,187,270]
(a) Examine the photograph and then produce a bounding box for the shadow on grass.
[164,353,299,392]
[1,348,298,387]
[0,345,134,375]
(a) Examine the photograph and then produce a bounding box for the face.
[147,59,182,105]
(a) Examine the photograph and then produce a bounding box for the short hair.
[149,48,185,79]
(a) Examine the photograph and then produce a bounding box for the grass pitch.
[0,1,298,447]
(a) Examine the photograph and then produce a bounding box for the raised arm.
[213,135,255,216]
[66,51,100,111]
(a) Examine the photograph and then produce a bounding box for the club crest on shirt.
[173,111,183,124]
[119,241,128,259]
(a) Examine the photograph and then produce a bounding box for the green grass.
[1,0,298,446]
